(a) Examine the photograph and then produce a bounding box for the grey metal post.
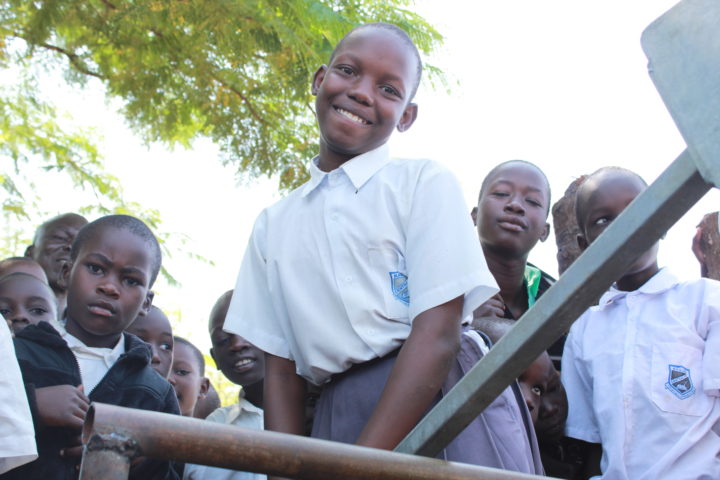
[396,0,720,457]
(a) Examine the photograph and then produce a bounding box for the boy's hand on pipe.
[36,384,89,429]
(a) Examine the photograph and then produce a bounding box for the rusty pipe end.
[82,403,97,445]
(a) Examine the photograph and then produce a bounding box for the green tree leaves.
[2,0,441,193]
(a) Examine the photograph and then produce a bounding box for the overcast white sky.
[17,0,719,351]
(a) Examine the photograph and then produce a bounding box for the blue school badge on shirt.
[389,272,410,305]
[665,364,695,399]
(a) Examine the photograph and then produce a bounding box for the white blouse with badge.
[225,143,497,385]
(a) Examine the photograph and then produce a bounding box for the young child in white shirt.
[226,22,543,476]
[561,167,720,479]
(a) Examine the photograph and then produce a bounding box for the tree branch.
[210,73,266,124]
[99,0,117,10]
[36,41,104,79]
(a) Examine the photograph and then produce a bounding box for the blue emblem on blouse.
[389,272,410,305]
[665,364,695,399]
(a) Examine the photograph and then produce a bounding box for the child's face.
[577,172,659,287]
[312,27,418,164]
[125,308,173,378]
[64,227,153,348]
[518,352,554,424]
[536,367,568,444]
[0,274,57,334]
[169,342,207,417]
[209,296,265,387]
[478,162,550,258]
[31,215,87,293]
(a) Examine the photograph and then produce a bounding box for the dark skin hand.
[266,296,463,480]
[35,384,88,429]
[35,384,89,457]
[472,293,506,320]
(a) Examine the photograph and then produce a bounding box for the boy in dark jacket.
[4,215,179,480]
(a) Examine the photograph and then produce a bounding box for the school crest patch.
[665,364,695,399]
[389,272,410,305]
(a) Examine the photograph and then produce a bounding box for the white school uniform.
[62,328,125,393]
[562,268,720,480]
[0,322,37,474]
[183,398,265,480]
[225,144,497,385]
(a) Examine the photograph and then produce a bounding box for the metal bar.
[82,403,552,480]
[641,0,720,189]
[79,430,137,480]
[396,149,713,456]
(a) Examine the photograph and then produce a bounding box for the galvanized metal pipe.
[396,149,713,457]
[83,403,551,480]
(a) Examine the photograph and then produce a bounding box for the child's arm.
[265,354,307,480]
[264,353,307,436]
[355,295,463,450]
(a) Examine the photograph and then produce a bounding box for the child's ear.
[396,102,418,132]
[198,377,210,399]
[311,65,328,96]
[24,245,35,258]
[141,290,154,316]
[539,222,550,243]
[577,233,589,251]
[57,261,71,292]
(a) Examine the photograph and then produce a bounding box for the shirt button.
[331,213,339,221]
[345,275,353,283]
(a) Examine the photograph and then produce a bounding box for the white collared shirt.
[183,398,265,480]
[62,328,125,394]
[562,268,720,480]
[0,322,37,473]
[225,144,497,384]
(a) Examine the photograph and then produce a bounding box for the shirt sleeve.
[561,324,601,443]
[0,322,37,474]
[405,161,498,321]
[224,210,290,359]
[701,279,720,394]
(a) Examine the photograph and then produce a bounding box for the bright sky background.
[14,0,719,354]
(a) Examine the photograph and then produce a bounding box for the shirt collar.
[596,267,678,308]
[60,324,125,365]
[301,143,391,197]
[225,396,263,423]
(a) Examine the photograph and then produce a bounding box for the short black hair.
[174,336,205,375]
[478,160,552,216]
[574,166,648,232]
[329,22,423,101]
[70,215,162,287]
[208,289,233,333]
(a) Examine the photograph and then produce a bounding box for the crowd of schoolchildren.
[1,22,719,480]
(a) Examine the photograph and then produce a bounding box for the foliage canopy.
[1,0,443,199]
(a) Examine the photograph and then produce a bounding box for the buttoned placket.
[322,169,378,346]
[621,292,638,468]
